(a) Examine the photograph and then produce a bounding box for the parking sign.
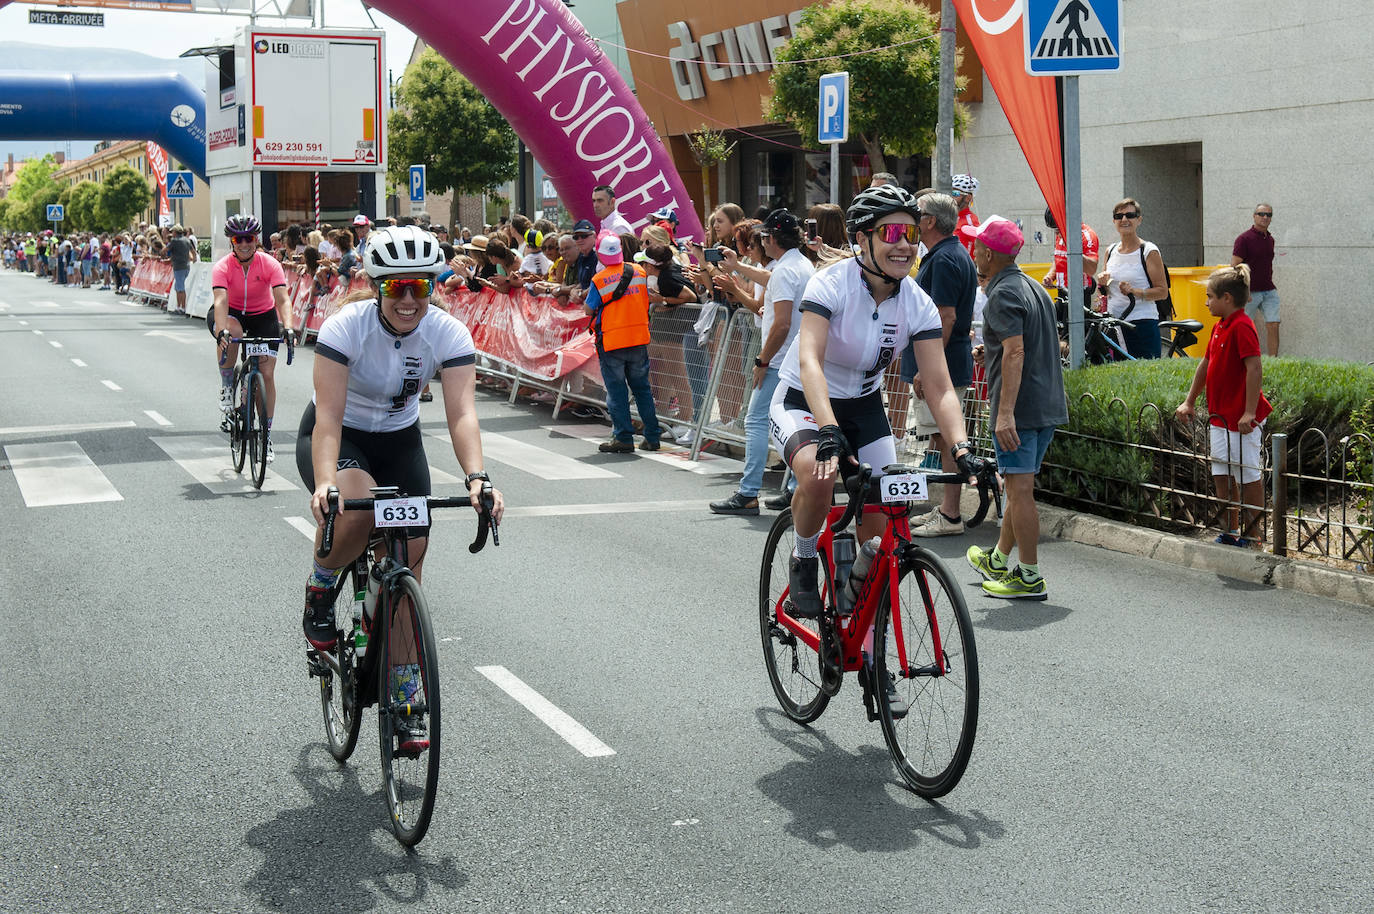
[409,164,426,203]
[817,72,849,144]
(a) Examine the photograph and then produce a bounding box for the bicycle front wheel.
[319,572,363,762]
[230,369,247,473]
[874,550,978,797]
[377,574,441,846]
[759,508,829,724]
[247,371,268,489]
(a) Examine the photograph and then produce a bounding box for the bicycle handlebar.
[219,335,295,367]
[1082,306,1136,331]
[830,459,1002,536]
[317,485,498,559]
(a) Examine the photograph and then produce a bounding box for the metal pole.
[517,140,529,217]
[1271,432,1288,555]
[935,0,956,193]
[829,143,839,205]
[1064,76,1085,369]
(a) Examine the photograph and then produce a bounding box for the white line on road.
[151,435,299,494]
[546,423,746,476]
[31,329,43,336]
[436,430,620,480]
[285,516,317,540]
[70,358,87,368]
[101,379,122,391]
[4,441,123,507]
[48,340,62,349]
[18,320,28,325]
[500,499,706,518]
[0,420,136,437]
[144,410,172,427]
[475,665,615,758]
[35,301,58,309]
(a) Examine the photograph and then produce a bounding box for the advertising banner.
[145,141,171,222]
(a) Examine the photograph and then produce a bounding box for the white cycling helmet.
[363,224,445,278]
[951,174,979,195]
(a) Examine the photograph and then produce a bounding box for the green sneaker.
[966,545,1009,582]
[982,566,1048,601]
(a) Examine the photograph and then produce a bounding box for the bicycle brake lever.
[318,486,339,558]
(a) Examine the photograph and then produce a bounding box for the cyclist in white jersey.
[297,226,506,672]
[770,185,980,622]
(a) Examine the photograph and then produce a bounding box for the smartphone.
[805,218,818,241]
[703,248,725,263]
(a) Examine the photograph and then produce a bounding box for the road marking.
[34,301,58,309]
[428,463,465,485]
[48,340,62,349]
[486,499,706,519]
[144,410,172,427]
[18,320,28,325]
[70,358,86,368]
[438,430,620,480]
[31,329,43,336]
[546,423,746,476]
[475,665,615,758]
[4,441,123,507]
[144,329,201,345]
[285,516,317,540]
[150,434,299,494]
[123,301,141,309]
[0,420,136,437]
[101,379,122,391]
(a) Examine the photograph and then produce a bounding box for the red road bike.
[760,460,1000,797]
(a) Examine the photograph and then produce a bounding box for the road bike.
[760,459,1000,797]
[224,335,292,488]
[308,484,499,846]
[1159,318,1204,358]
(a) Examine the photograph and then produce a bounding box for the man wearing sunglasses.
[1232,204,1279,356]
[209,214,294,459]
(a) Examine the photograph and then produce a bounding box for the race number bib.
[374,496,429,528]
[879,473,929,504]
[244,341,274,357]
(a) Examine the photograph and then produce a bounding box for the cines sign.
[667,9,807,101]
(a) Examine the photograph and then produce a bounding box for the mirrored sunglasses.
[378,278,434,299]
[875,223,920,244]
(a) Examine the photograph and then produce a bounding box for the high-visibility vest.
[590,262,651,351]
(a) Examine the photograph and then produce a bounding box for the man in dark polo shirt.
[1231,203,1278,355]
[567,218,600,303]
[903,191,979,537]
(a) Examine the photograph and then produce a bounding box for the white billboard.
[249,30,384,171]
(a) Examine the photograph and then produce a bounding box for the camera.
[703,247,725,263]
[805,219,818,241]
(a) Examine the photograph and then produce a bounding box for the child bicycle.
[759,459,1000,797]
[222,335,293,488]
[307,483,499,846]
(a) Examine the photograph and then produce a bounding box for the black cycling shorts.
[769,385,896,479]
[207,307,282,353]
[295,401,431,497]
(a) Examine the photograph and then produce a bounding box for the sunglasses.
[378,278,434,299]
[1113,211,1140,221]
[231,234,257,243]
[874,222,920,244]
[1255,211,1273,217]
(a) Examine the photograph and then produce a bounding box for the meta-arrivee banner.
[370,0,706,242]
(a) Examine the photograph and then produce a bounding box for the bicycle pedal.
[305,652,329,678]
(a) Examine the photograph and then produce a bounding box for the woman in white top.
[1095,196,1169,359]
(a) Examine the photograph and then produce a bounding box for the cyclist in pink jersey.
[209,214,297,461]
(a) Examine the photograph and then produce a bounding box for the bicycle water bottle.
[362,565,382,624]
[832,532,857,612]
[844,536,882,605]
[351,585,369,658]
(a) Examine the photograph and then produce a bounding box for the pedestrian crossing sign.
[1024,0,1122,75]
[167,171,194,199]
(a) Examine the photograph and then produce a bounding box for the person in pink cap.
[960,216,1067,601]
[582,231,661,453]
[351,214,373,257]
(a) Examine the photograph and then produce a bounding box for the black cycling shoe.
[787,555,822,619]
[303,584,337,650]
[764,490,793,511]
[884,672,909,720]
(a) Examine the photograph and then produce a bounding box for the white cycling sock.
[793,533,818,559]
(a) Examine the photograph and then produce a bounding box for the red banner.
[128,258,172,298]
[951,0,1064,227]
[145,141,171,223]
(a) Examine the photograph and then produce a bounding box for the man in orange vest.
[582,232,662,453]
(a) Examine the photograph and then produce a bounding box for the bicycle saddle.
[1159,319,1204,332]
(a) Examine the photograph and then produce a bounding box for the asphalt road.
[0,271,1369,913]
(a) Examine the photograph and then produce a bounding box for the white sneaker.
[219,387,233,413]
[677,428,696,446]
[911,509,964,537]
[265,440,275,464]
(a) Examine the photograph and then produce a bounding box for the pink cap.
[596,231,623,266]
[959,215,1023,256]
[352,214,371,226]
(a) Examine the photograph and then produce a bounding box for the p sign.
[817,71,849,144]
[408,164,426,203]
[47,203,64,222]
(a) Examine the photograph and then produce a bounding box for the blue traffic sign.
[817,72,849,144]
[46,203,64,222]
[409,164,426,203]
[167,171,194,199]
[1025,0,1122,75]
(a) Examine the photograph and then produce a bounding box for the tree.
[766,0,967,176]
[7,155,62,232]
[387,48,518,197]
[685,125,737,227]
[67,181,103,231]
[98,165,153,232]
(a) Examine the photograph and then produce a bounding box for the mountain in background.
[0,41,207,163]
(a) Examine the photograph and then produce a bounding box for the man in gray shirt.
[960,216,1067,601]
[166,224,196,314]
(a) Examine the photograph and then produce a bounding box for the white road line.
[18,320,28,325]
[4,441,123,507]
[48,340,62,349]
[496,499,706,518]
[546,423,746,476]
[101,379,122,391]
[31,329,43,336]
[438,430,620,480]
[475,665,615,758]
[34,301,58,309]
[150,434,299,494]
[70,358,87,368]
[144,410,172,427]
[285,516,317,540]
[428,463,465,485]
[0,420,135,437]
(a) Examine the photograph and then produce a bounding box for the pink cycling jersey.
[211,250,287,315]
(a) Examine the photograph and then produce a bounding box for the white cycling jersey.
[314,300,475,433]
[776,257,943,399]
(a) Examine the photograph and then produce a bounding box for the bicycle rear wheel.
[230,368,247,473]
[320,568,364,762]
[246,371,268,489]
[759,508,829,724]
[874,550,978,797]
[377,573,441,846]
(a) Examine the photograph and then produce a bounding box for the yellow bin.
[1168,266,1230,357]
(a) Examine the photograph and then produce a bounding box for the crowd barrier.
[127,259,172,308]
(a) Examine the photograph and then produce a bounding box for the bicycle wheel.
[230,368,247,473]
[873,549,978,797]
[377,573,441,846]
[246,371,268,489]
[319,569,363,762]
[758,508,830,724]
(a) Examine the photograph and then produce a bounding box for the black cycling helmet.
[845,184,921,236]
[223,214,261,238]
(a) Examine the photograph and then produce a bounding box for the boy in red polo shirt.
[1175,264,1272,546]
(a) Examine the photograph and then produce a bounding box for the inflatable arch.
[0,71,206,178]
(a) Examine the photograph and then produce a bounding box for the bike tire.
[873,549,979,798]
[377,574,441,846]
[758,508,830,724]
[247,372,268,489]
[230,368,247,473]
[320,570,363,762]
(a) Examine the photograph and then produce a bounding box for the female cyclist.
[769,185,980,701]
